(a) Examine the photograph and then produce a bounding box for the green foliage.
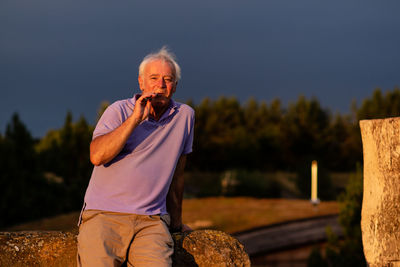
[0,111,95,228]
[307,165,366,267]
[324,114,362,171]
[282,96,330,166]
[184,170,281,198]
[225,170,281,198]
[191,94,363,173]
[308,247,326,267]
[184,172,223,197]
[96,101,110,122]
[357,88,400,120]
[338,166,363,238]
[0,114,67,227]
[191,96,250,170]
[37,112,93,210]
[2,87,399,228]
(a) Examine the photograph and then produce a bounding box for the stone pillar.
[360,118,400,266]
[0,230,250,267]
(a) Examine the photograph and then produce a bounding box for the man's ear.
[138,76,144,91]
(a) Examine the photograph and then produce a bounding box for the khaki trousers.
[77,210,174,267]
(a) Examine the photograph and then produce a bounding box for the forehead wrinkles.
[145,59,176,77]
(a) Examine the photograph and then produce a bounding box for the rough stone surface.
[360,118,400,266]
[0,230,250,267]
[173,230,250,267]
[0,231,77,267]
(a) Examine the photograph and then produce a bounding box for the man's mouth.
[143,93,165,102]
[153,93,166,99]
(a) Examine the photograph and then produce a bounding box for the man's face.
[138,59,177,108]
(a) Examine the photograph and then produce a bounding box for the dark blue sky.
[1,0,400,137]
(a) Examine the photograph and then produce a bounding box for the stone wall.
[360,118,400,266]
[0,230,250,267]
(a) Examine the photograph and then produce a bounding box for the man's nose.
[157,78,166,87]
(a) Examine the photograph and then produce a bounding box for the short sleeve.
[92,104,124,139]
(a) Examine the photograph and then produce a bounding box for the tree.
[308,165,366,266]
[357,88,400,120]
[96,101,110,122]
[324,114,362,171]
[256,99,285,170]
[36,112,93,210]
[0,113,66,227]
[192,97,246,170]
[281,96,331,168]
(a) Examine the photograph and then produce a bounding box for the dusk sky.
[1,0,400,137]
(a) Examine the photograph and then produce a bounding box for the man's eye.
[150,77,157,80]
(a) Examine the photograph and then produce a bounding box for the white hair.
[138,46,181,81]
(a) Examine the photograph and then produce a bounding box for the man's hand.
[170,223,192,233]
[182,224,192,232]
[89,93,158,166]
[133,93,158,122]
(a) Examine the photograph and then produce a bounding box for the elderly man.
[77,47,194,267]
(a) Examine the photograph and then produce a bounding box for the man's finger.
[141,100,152,120]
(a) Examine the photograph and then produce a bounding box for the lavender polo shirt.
[83,94,194,215]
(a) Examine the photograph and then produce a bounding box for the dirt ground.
[5,197,338,234]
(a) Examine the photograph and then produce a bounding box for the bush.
[307,165,366,267]
[184,170,282,198]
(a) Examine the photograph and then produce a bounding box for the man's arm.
[166,154,189,232]
[90,94,154,166]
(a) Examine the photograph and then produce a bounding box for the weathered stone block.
[173,230,250,266]
[0,230,250,267]
[360,118,400,266]
[0,231,76,267]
